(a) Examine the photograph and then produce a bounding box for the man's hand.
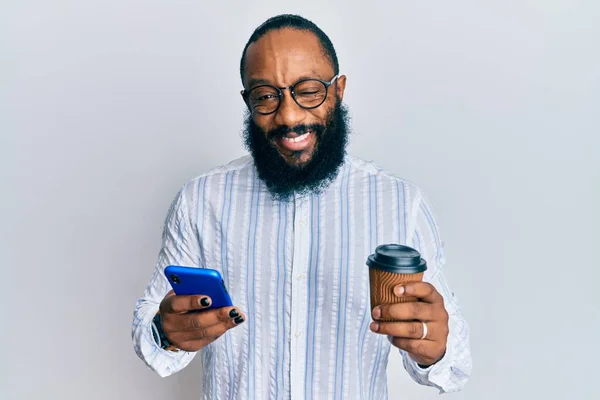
[158,290,245,352]
[369,282,448,367]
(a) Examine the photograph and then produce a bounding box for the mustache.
[266,123,325,140]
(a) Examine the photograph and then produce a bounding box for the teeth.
[283,132,310,143]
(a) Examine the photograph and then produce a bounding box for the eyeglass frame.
[241,75,339,115]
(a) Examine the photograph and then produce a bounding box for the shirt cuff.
[146,315,189,356]
[402,342,455,393]
[133,307,196,378]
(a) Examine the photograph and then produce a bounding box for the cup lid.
[366,244,427,273]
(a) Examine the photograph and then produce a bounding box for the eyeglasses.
[241,75,339,115]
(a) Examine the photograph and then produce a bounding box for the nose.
[272,90,306,127]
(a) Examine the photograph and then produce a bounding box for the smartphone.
[164,265,233,309]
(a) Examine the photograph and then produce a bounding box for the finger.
[171,312,246,344]
[181,306,243,332]
[395,282,443,304]
[376,301,434,322]
[390,337,438,360]
[370,321,437,340]
[160,294,213,314]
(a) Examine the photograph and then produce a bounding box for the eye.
[297,90,320,96]
[294,81,326,99]
[257,93,278,101]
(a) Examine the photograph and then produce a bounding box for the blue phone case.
[164,265,233,309]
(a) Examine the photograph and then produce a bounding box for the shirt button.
[295,332,301,338]
[296,273,303,280]
[298,218,307,227]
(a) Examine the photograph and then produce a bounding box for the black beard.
[243,100,350,201]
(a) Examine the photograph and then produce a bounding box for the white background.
[2,1,599,399]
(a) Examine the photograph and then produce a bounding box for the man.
[132,14,471,399]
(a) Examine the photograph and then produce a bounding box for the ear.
[240,90,251,110]
[335,75,347,101]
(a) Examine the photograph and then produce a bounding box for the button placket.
[290,196,310,399]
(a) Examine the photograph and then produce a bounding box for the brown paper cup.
[369,269,424,322]
[367,244,427,322]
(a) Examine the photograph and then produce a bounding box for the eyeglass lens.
[248,79,328,114]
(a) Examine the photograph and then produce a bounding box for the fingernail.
[394,286,405,296]
[229,309,240,318]
[234,316,245,324]
[372,307,381,319]
[199,297,211,307]
[370,322,379,332]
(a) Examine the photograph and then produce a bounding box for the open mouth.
[282,131,310,143]
[275,131,314,152]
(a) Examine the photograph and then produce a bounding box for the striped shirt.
[132,155,472,399]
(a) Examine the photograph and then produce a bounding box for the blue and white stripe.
[132,155,472,399]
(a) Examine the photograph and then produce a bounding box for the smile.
[282,132,311,143]
[276,131,315,152]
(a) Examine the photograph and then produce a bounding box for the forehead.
[244,28,334,86]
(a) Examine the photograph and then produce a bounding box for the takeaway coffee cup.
[367,244,427,321]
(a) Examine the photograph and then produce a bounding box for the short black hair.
[239,14,339,86]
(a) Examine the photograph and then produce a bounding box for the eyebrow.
[245,74,327,90]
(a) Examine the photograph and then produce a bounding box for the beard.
[243,100,350,201]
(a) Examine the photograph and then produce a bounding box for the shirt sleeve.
[398,189,472,393]
[131,184,200,377]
